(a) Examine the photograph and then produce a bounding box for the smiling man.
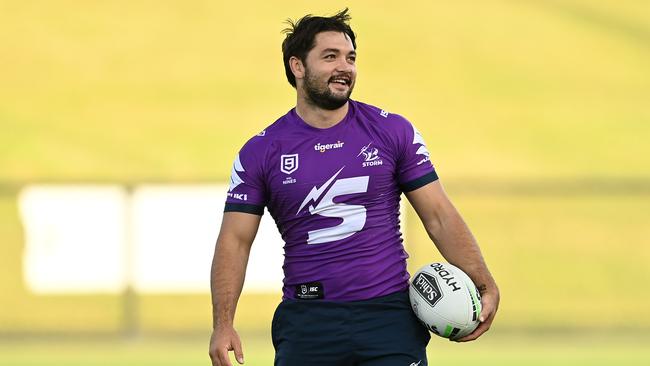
[209,9,499,366]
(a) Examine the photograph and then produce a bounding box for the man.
[209,9,499,366]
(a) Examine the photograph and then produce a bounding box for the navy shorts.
[271,290,430,366]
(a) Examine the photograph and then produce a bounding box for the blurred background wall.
[1,0,649,364]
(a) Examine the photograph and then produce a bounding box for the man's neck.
[295,96,349,129]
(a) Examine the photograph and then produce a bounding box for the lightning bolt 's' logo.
[296,167,345,215]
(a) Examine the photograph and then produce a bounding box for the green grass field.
[1,0,650,363]
[2,332,649,366]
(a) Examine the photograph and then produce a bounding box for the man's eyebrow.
[321,48,341,54]
[321,48,357,56]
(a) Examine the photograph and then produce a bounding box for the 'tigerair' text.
[314,141,344,153]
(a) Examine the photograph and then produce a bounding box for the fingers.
[217,346,233,366]
[209,329,244,366]
[233,336,245,364]
[478,294,497,323]
[454,291,499,342]
[209,334,224,366]
[208,345,230,366]
[454,313,493,342]
[208,340,219,366]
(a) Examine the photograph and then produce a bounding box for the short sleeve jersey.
[225,100,438,301]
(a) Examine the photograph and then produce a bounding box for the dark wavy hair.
[281,8,357,88]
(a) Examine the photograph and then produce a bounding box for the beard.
[303,67,354,110]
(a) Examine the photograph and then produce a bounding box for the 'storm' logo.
[358,142,383,168]
[358,143,379,162]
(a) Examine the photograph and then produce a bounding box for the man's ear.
[289,56,305,80]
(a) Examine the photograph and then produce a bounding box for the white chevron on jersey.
[229,154,245,192]
[412,125,431,162]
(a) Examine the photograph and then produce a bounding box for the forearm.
[407,177,499,340]
[425,204,496,293]
[210,236,251,329]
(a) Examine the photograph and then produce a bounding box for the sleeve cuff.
[399,170,439,192]
[224,203,264,216]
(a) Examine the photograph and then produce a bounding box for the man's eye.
[348,56,356,62]
[325,54,335,59]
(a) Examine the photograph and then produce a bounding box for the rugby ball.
[409,262,482,340]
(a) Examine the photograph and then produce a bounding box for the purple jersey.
[225,100,437,301]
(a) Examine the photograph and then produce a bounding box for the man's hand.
[209,325,244,366]
[455,286,500,342]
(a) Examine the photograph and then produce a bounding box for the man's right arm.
[209,211,262,366]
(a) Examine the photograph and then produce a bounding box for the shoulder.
[238,112,290,156]
[352,100,416,135]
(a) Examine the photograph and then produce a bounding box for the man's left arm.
[405,180,500,342]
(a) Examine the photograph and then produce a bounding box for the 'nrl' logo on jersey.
[280,154,299,175]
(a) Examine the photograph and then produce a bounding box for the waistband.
[282,288,409,305]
